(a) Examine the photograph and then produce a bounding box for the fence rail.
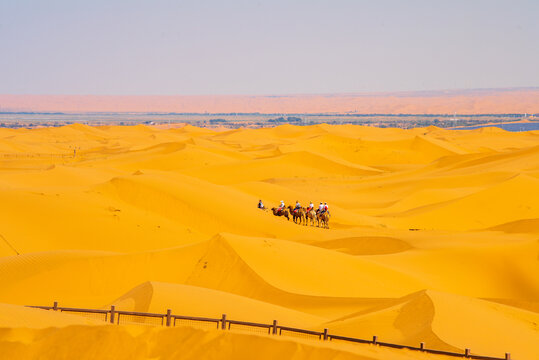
[27,302,512,360]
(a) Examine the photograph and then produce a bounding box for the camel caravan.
[258,200,331,229]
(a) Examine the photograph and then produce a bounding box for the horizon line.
[2,86,539,98]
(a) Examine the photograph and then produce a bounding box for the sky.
[0,0,538,95]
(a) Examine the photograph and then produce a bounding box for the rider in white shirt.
[308,201,314,211]
[279,200,285,211]
[318,202,324,213]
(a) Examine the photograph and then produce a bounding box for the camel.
[317,211,330,229]
[305,208,317,226]
[288,205,306,225]
[271,207,289,220]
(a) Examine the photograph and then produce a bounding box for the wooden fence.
[27,302,512,360]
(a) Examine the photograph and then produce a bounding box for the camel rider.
[323,202,329,214]
[278,200,285,212]
[308,201,314,211]
[258,200,264,209]
[294,200,301,213]
[317,202,324,214]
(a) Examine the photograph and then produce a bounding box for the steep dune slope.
[110,281,325,327]
[325,290,455,351]
[198,234,425,298]
[326,290,539,360]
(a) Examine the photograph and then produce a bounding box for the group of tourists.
[258,200,329,214]
[287,200,328,214]
[257,199,331,228]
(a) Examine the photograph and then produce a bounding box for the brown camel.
[317,211,330,229]
[288,205,306,225]
[271,207,289,220]
[305,208,317,226]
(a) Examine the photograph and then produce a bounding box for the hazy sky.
[1,0,538,95]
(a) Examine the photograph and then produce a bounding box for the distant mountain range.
[1,88,538,114]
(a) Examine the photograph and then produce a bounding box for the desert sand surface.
[0,124,537,359]
[1,88,539,114]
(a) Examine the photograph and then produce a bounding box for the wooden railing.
[27,302,513,360]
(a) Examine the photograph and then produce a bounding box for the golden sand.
[0,124,537,359]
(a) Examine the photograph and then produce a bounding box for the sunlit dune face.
[0,124,537,360]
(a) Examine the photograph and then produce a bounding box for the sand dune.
[387,174,539,230]
[0,124,537,359]
[110,281,325,327]
[326,290,539,359]
[0,303,99,329]
[0,324,465,360]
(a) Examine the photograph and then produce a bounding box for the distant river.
[453,122,539,132]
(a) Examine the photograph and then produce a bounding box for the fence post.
[53,301,58,311]
[110,305,116,324]
[465,348,471,357]
[420,342,425,351]
[221,314,226,330]
[372,335,378,344]
[166,309,172,327]
[323,328,328,341]
[505,353,511,360]
[272,320,277,335]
